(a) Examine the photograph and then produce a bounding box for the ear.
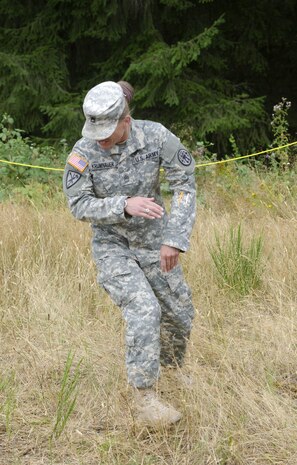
[124,115,131,125]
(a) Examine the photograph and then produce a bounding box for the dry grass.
[0,176,297,465]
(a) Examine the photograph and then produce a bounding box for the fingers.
[160,245,180,272]
[142,197,163,218]
[125,197,164,218]
[170,254,179,270]
[161,254,178,272]
[141,203,163,219]
[160,255,167,273]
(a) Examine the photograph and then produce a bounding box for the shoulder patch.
[162,132,180,162]
[68,153,88,173]
[177,149,192,166]
[66,170,82,189]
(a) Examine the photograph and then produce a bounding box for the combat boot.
[134,388,182,427]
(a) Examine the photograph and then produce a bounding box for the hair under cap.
[82,81,125,140]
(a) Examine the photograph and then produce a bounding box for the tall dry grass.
[0,171,297,465]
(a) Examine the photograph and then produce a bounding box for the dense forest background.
[1,0,297,155]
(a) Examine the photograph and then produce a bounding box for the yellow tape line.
[0,141,296,172]
[0,159,64,171]
[195,140,297,168]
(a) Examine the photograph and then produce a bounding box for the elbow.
[68,197,89,222]
[70,205,87,221]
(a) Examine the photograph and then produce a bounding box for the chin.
[99,142,113,150]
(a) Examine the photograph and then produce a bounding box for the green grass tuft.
[209,224,264,296]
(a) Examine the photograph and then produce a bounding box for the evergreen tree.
[0,0,296,153]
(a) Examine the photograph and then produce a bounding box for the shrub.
[209,224,264,296]
[0,114,66,201]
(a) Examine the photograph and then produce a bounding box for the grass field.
[0,165,297,465]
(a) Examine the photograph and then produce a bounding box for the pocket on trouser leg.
[165,265,190,296]
[97,262,134,307]
[165,265,194,319]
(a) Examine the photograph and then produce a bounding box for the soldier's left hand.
[160,245,180,272]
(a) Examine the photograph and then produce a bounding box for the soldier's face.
[97,116,131,150]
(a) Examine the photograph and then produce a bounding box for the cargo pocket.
[98,262,133,308]
[165,264,193,304]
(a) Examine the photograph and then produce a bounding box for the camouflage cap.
[82,81,125,140]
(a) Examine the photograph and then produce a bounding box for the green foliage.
[209,224,264,296]
[123,16,267,151]
[0,46,69,133]
[1,1,296,152]
[0,114,66,200]
[125,16,224,103]
[229,134,241,158]
[270,98,291,169]
[51,351,82,440]
[41,97,84,143]
[160,0,196,9]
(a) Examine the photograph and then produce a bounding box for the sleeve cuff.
[162,237,189,253]
[111,196,129,220]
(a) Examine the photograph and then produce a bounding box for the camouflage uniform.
[63,118,196,388]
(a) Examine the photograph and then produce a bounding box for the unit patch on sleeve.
[68,153,88,172]
[177,149,192,166]
[66,170,82,189]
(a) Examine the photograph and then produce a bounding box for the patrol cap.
[82,81,125,140]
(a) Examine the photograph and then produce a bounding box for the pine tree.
[0,0,296,152]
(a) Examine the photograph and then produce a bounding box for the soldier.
[63,80,196,427]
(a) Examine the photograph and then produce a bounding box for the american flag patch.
[68,153,88,172]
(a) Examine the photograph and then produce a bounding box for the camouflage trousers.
[95,254,195,389]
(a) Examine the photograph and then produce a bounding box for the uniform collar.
[84,119,147,160]
[110,119,146,156]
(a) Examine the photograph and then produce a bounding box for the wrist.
[123,197,132,218]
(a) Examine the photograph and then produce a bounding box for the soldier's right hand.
[125,197,164,219]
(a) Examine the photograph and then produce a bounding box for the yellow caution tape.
[194,140,297,168]
[0,140,296,172]
[0,159,64,171]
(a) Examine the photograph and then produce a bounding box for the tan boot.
[134,388,182,427]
